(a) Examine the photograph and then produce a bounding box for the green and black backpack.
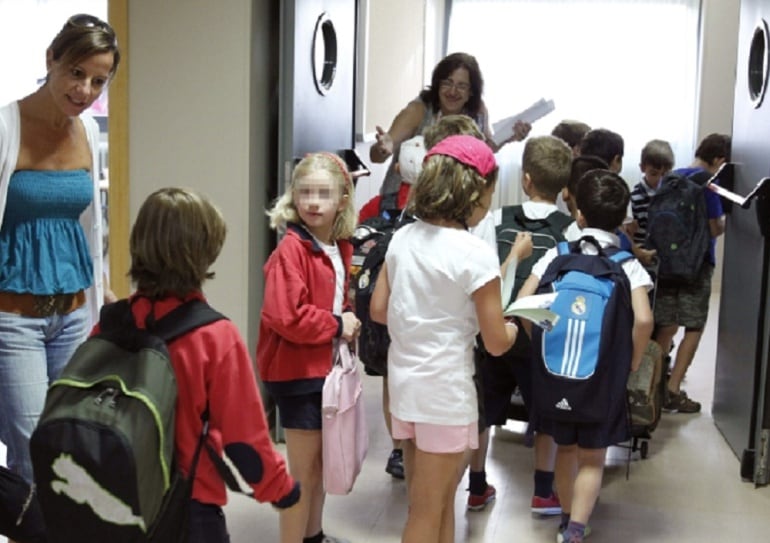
[30,298,225,543]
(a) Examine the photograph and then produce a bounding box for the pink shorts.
[391,415,479,454]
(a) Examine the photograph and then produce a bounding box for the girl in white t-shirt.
[370,135,519,543]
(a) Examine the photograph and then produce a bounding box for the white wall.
[126,0,740,338]
[128,0,272,349]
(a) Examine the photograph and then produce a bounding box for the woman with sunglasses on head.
[370,52,532,197]
[0,14,120,486]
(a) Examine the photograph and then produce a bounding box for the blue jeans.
[0,305,89,482]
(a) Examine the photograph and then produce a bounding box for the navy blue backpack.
[531,237,634,423]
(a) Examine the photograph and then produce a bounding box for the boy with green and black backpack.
[467,135,574,514]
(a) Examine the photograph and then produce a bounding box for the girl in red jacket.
[258,153,360,543]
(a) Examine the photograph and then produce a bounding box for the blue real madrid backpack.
[30,298,225,543]
[531,237,634,423]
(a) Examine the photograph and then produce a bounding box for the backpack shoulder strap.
[149,299,228,343]
[98,299,135,332]
[544,210,574,233]
[556,241,571,255]
[608,250,634,265]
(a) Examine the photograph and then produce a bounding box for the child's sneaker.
[531,492,562,515]
[663,389,701,413]
[467,484,496,511]
[556,524,591,543]
[385,448,405,479]
[322,536,351,543]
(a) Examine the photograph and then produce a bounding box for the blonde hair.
[408,155,497,224]
[129,187,226,298]
[266,152,357,240]
[423,114,483,150]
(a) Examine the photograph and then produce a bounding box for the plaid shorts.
[654,263,714,330]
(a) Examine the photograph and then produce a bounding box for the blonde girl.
[257,152,360,543]
[370,135,517,543]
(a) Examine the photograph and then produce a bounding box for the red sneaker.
[531,492,561,515]
[467,484,496,511]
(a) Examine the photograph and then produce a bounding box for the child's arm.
[473,278,517,356]
[630,286,654,372]
[513,273,541,339]
[500,231,533,282]
[370,262,390,325]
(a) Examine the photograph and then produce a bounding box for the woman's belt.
[0,290,87,317]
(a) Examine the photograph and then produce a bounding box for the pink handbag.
[322,340,369,495]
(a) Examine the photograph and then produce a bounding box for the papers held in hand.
[707,175,770,209]
[491,98,555,147]
[504,293,559,332]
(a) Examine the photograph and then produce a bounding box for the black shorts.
[269,391,323,430]
[532,403,630,449]
[480,350,532,428]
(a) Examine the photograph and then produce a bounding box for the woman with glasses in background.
[370,52,531,197]
[0,14,120,485]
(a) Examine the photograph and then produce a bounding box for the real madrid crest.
[570,295,587,316]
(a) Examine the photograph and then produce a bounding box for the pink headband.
[318,152,353,191]
[424,135,497,177]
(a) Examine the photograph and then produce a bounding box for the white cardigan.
[0,101,105,327]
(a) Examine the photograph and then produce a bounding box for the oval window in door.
[312,12,337,95]
[748,19,770,109]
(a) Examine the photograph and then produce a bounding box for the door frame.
[107,0,129,296]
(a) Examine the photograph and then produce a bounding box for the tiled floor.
[3,292,769,542]
[222,293,770,542]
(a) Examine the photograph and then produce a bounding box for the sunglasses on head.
[66,14,118,45]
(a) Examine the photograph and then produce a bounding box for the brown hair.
[49,14,121,78]
[408,155,497,225]
[419,52,484,118]
[129,188,226,298]
[521,135,572,200]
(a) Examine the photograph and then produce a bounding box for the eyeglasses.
[439,79,471,93]
[66,14,118,45]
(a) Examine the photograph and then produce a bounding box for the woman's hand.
[370,126,394,162]
[510,120,532,142]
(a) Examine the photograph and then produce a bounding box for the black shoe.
[385,448,405,479]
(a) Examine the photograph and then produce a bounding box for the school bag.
[29,298,225,543]
[627,340,665,450]
[351,193,413,376]
[531,237,634,423]
[495,205,573,357]
[321,340,368,495]
[645,171,711,283]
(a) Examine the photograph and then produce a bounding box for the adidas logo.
[555,398,572,411]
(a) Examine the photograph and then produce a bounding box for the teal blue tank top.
[0,169,94,294]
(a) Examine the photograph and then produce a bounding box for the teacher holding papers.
[370,52,531,195]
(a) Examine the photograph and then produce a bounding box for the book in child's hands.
[503,293,559,332]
